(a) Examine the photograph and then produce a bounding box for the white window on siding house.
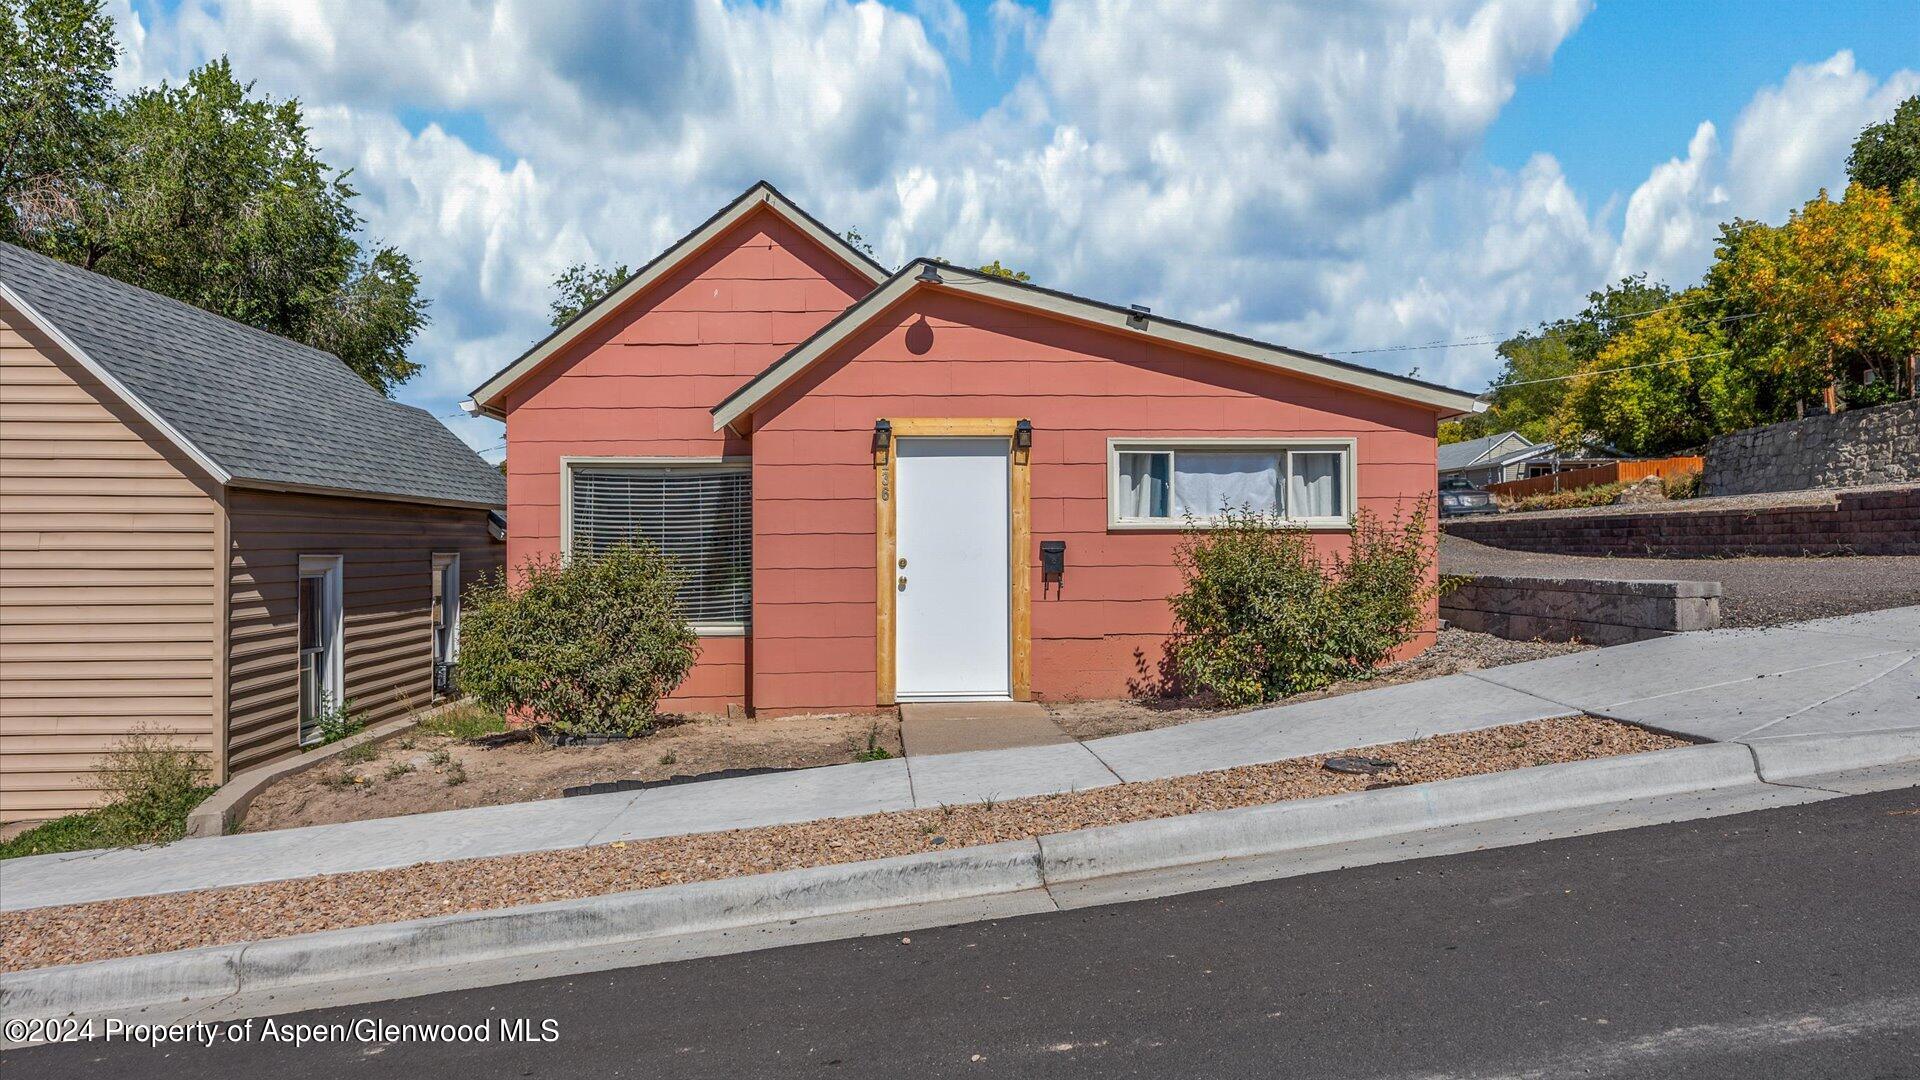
[1109,440,1354,528]
[297,555,344,745]
[565,460,752,631]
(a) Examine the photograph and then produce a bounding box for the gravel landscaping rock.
[0,716,1684,974]
[1047,628,1590,740]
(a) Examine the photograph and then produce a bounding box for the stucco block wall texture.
[1703,399,1920,496]
[505,208,1441,716]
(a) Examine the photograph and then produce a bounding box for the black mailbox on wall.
[1040,540,1066,580]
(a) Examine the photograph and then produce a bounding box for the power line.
[1488,349,1733,391]
[1328,295,1729,356]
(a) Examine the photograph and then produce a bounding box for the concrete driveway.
[1441,533,1920,627]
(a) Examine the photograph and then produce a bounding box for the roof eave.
[712,260,1486,430]
[0,281,233,485]
[468,181,888,415]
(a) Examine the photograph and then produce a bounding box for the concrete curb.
[1744,730,1920,782]
[184,701,464,838]
[2,745,1766,1023]
[0,841,1046,1020]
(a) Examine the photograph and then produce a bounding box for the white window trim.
[1105,437,1357,531]
[559,455,753,637]
[297,554,345,746]
[432,552,462,664]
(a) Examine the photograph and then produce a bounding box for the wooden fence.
[1485,455,1704,500]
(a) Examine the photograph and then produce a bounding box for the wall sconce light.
[1014,419,1033,450]
[1127,304,1151,331]
[916,263,943,284]
[872,418,892,453]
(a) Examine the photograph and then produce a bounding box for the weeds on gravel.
[428,750,452,767]
[384,762,415,780]
[659,750,678,766]
[445,762,468,786]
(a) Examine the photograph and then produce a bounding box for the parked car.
[1439,476,1497,517]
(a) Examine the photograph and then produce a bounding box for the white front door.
[895,437,1011,700]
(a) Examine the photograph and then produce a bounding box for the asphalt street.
[10,786,1919,1079]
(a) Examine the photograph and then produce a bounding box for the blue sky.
[111,1,1918,460]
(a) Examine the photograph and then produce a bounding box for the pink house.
[468,183,1481,716]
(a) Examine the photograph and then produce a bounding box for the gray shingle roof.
[0,242,503,507]
[1437,431,1530,472]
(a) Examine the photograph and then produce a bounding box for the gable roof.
[712,260,1486,430]
[0,242,505,508]
[467,181,889,417]
[1437,431,1531,472]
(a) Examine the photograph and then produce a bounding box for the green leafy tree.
[1847,95,1920,194]
[974,258,1031,282]
[1,5,427,394]
[0,0,114,247]
[547,261,631,327]
[1551,295,1757,455]
[1450,275,1676,442]
[1712,182,1920,403]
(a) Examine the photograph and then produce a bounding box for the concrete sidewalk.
[4,607,1916,913]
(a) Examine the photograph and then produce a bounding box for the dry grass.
[0,715,1685,973]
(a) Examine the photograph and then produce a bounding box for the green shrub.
[1507,482,1628,512]
[1660,470,1704,500]
[0,731,214,859]
[458,545,698,737]
[1167,505,1433,706]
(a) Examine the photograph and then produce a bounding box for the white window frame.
[432,552,461,665]
[297,554,345,746]
[560,455,752,637]
[1106,437,1357,530]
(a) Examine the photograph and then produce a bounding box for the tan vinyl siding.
[0,317,223,821]
[225,490,503,774]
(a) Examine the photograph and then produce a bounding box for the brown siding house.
[0,243,505,822]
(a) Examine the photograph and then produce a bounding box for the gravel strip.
[0,716,1685,973]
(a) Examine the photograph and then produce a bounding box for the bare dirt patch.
[1046,628,1590,740]
[1,715,1686,973]
[240,711,901,833]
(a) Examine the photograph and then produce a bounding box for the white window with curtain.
[563,458,752,632]
[1108,439,1354,528]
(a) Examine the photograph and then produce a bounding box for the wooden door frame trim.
[874,418,1031,705]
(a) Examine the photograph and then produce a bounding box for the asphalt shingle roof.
[1437,431,1530,472]
[0,242,503,507]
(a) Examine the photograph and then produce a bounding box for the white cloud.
[102,1,1920,459]
[1609,52,1920,289]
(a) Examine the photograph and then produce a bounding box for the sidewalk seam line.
[1734,654,1916,742]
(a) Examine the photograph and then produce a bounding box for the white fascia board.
[712,263,1486,430]
[469,182,887,418]
[0,281,232,485]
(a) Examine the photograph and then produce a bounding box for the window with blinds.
[568,464,752,626]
